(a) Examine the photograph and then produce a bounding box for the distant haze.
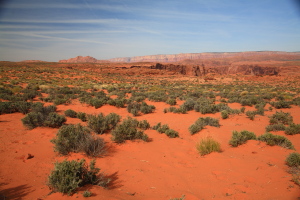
[1,0,300,62]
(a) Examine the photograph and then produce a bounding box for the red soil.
[1,98,300,200]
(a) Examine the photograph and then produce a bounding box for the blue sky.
[0,0,300,61]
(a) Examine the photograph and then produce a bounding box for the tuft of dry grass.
[196,137,221,156]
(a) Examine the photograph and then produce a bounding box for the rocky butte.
[59,51,300,76]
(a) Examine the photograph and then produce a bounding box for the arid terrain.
[1,52,300,200]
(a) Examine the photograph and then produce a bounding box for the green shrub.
[258,132,295,150]
[221,110,229,119]
[196,137,221,156]
[21,112,44,129]
[166,98,177,106]
[16,102,33,114]
[270,101,291,109]
[51,124,106,157]
[111,117,148,143]
[240,107,246,113]
[77,112,87,122]
[48,159,109,195]
[157,124,170,133]
[165,129,179,138]
[229,130,256,147]
[52,124,89,155]
[64,109,77,118]
[87,113,121,134]
[285,124,300,135]
[246,111,256,120]
[83,190,92,197]
[265,124,286,132]
[0,102,18,114]
[137,120,150,130]
[286,152,300,167]
[189,117,220,135]
[269,111,293,125]
[44,112,66,128]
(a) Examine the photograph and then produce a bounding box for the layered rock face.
[109,51,300,63]
[150,63,279,76]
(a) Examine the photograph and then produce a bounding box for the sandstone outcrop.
[109,51,300,63]
[150,63,279,76]
[59,56,108,63]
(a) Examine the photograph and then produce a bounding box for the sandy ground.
[0,97,300,200]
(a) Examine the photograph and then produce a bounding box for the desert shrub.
[166,98,177,106]
[15,102,33,114]
[114,98,127,108]
[83,190,92,197]
[44,112,67,128]
[90,98,106,109]
[285,124,300,135]
[0,102,18,114]
[64,109,77,118]
[181,98,196,111]
[140,102,155,114]
[286,152,300,167]
[111,117,148,143]
[77,112,87,122]
[240,107,246,113]
[87,113,121,134]
[269,111,293,125]
[127,101,155,116]
[221,110,229,119]
[81,136,106,158]
[189,117,220,135]
[51,124,106,157]
[270,101,291,109]
[48,159,109,195]
[169,195,186,200]
[157,124,170,133]
[265,124,286,132]
[246,111,257,120]
[54,97,70,105]
[137,120,150,130]
[21,112,45,129]
[152,122,178,138]
[229,130,256,147]
[52,124,90,155]
[127,102,140,116]
[196,137,221,156]
[165,129,179,138]
[257,132,295,150]
[105,113,121,130]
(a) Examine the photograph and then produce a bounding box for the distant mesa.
[20,60,47,63]
[59,56,108,63]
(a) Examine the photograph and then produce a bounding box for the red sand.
[0,99,300,199]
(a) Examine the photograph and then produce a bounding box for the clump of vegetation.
[257,132,295,150]
[221,110,229,119]
[127,101,155,116]
[196,137,221,156]
[83,190,92,197]
[21,104,66,129]
[48,159,109,195]
[189,117,220,135]
[77,112,87,122]
[269,111,293,125]
[286,152,300,167]
[64,109,77,118]
[245,110,257,120]
[229,130,256,147]
[152,123,179,138]
[87,113,121,134]
[111,117,149,143]
[265,124,286,132]
[285,124,300,135]
[51,124,106,157]
[286,153,300,186]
